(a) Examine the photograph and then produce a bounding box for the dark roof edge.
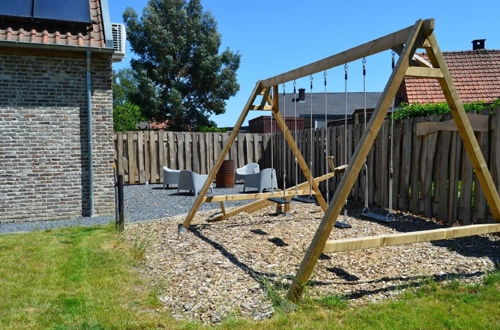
[0,40,114,53]
[99,0,114,49]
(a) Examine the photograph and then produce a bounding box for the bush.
[392,98,499,120]
[113,102,145,131]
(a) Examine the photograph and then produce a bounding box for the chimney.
[472,39,486,50]
[298,88,306,102]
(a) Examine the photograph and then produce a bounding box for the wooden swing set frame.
[180,18,500,302]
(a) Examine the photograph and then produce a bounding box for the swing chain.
[391,50,396,69]
[309,75,313,90]
[344,63,348,80]
[323,70,327,86]
[362,57,366,76]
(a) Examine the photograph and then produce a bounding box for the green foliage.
[113,102,145,131]
[392,99,498,120]
[492,97,500,108]
[197,125,227,132]
[123,0,240,131]
[112,68,139,107]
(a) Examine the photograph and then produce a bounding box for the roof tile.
[403,50,500,104]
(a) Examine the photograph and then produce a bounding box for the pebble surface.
[0,183,247,234]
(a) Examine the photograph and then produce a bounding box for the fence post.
[116,174,125,232]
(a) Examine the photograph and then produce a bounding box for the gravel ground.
[0,183,247,234]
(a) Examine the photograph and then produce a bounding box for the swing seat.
[268,197,289,204]
[362,210,395,223]
[334,221,352,229]
[268,197,290,215]
[292,195,318,204]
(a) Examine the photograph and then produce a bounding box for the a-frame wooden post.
[425,33,500,219]
[286,20,500,302]
[181,82,263,229]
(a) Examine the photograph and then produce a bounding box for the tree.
[123,0,240,131]
[112,68,139,107]
[112,69,144,131]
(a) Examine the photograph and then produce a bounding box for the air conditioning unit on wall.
[111,23,126,62]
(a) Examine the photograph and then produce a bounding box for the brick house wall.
[0,49,114,222]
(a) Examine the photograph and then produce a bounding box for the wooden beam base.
[202,189,315,203]
[323,223,500,253]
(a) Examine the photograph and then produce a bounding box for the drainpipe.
[86,50,94,216]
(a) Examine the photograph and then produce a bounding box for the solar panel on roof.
[0,0,32,18]
[0,0,91,24]
[34,0,91,23]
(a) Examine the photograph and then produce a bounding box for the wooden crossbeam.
[202,189,315,203]
[261,20,434,88]
[208,172,337,222]
[405,66,443,78]
[416,114,489,136]
[248,105,273,111]
[323,223,500,253]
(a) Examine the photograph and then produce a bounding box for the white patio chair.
[236,162,260,182]
[162,166,181,189]
[177,170,214,196]
[242,168,278,193]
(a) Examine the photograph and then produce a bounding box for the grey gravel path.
[0,183,249,234]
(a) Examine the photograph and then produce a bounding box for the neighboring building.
[248,116,304,133]
[282,90,382,129]
[248,90,382,132]
[396,40,500,105]
[0,0,124,222]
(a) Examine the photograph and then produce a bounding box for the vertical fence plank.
[127,132,136,184]
[447,132,460,225]
[459,144,474,224]
[423,132,438,217]
[238,133,245,168]
[436,131,451,221]
[392,120,402,209]
[158,131,165,181]
[410,119,422,214]
[398,118,413,210]
[177,132,184,170]
[137,132,145,183]
[150,131,158,183]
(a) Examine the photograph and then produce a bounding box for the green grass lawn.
[0,225,498,329]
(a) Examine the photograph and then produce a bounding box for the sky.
[108,0,500,127]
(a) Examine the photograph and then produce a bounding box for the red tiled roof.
[0,0,106,49]
[402,50,500,104]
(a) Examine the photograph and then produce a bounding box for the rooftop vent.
[472,39,486,50]
[112,23,126,62]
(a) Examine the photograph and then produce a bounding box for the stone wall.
[0,50,114,222]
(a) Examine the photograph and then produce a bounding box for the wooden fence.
[271,109,500,225]
[114,109,499,225]
[114,131,270,185]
